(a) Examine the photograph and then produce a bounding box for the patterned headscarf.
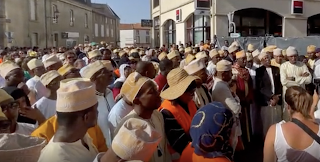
[190,102,234,160]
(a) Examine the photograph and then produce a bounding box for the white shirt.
[246,66,257,89]
[15,122,36,135]
[33,97,56,119]
[96,95,111,147]
[38,134,98,162]
[274,122,320,162]
[107,98,133,139]
[26,76,48,101]
[266,67,275,94]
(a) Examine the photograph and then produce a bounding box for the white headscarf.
[114,64,130,84]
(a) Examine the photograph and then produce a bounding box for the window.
[95,23,98,37]
[136,30,140,36]
[110,19,113,25]
[111,28,114,38]
[146,31,150,35]
[31,33,38,46]
[153,0,159,8]
[136,36,140,44]
[146,36,150,43]
[101,25,105,37]
[70,10,74,26]
[186,14,211,45]
[154,16,160,47]
[29,0,37,20]
[106,25,110,37]
[52,5,58,23]
[163,19,176,47]
[85,13,88,28]
[105,17,108,24]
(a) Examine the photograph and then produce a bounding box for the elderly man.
[43,55,63,71]
[38,78,100,162]
[280,46,312,121]
[271,48,284,68]
[307,45,317,70]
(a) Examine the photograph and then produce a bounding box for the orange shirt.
[181,143,232,162]
[31,115,108,152]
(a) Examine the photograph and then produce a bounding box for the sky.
[92,0,150,23]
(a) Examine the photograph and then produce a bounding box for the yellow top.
[31,115,107,152]
[271,59,284,68]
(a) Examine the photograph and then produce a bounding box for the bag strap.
[291,118,320,144]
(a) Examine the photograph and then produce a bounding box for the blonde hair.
[285,86,313,119]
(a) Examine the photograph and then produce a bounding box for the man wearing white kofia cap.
[271,48,284,68]
[38,78,99,162]
[211,59,241,149]
[280,46,311,97]
[94,118,163,162]
[81,60,115,147]
[43,55,63,71]
[26,58,48,103]
[185,58,212,108]
[33,70,62,119]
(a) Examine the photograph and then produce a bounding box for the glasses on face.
[1,101,20,111]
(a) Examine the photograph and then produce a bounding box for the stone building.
[0,0,120,48]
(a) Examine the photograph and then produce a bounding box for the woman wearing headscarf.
[112,64,132,99]
[180,102,236,162]
[158,68,199,162]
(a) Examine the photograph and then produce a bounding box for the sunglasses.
[1,101,20,111]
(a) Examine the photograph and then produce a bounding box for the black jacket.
[255,66,282,106]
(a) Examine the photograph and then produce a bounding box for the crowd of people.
[0,40,320,162]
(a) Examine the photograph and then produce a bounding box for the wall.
[135,29,151,45]
[120,30,134,48]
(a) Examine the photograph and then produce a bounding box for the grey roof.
[91,3,120,20]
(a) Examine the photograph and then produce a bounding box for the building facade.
[119,23,151,48]
[151,0,320,47]
[0,0,120,48]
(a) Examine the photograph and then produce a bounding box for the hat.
[139,51,145,56]
[119,51,128,58]
[120,72,152,103]
[218,50,224,57]
[267,45,277,50]
[56,78,97,112]
[209,49,219,58]
[81,61,105,79]
[100,60,114,71]
[231,41,239,47]
[265,47,273,53]
[43,55,60,68]
[184,59,206,75]
[185,47,192,54]
[246,52,253,61]
[195,52,207,60]
[185,54,196,65]
[228,45,238,53]
[88,49,101,59]
[252,49,260,58]
[282,49,287,56]
[0,107,6,120]
[100,41,106,44]
[152,61,160,74]
[0,133,46,162]
[258,51,268,61]
[28,51,38,57]
[247,44,254,51]
[99,47,106,51]
[307,45,316,53]
[40,70,61,86]
[160,68,199,100]
[130,49,138,54]
[236,50,246,59]
[158,52,167,61]
[286,46,298,57]
[0,89,14,104]
[27,59,43,70]
[57,64,75,76]
[0,61,21,78]
[167,50,180,60]
[273,48,283,56]
[112,118,162,161]
[216,60,232,72]
[113,49,119,53]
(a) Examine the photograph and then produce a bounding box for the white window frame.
[70,10,74,26]
[85,13,88,28]
[29,0,37,20]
